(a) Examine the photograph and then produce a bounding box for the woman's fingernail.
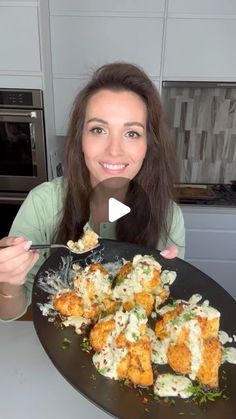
[24,240,32,251]
[160,249,170,257]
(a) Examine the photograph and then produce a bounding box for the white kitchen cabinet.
[182,206,236,299]
[168,0,236,16]
[163,18,236,81]
[0,1,42,88]
[49,0,165,14]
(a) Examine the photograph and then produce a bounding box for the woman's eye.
[126,131,141,139]
[90,127,104,134]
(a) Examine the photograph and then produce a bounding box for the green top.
[8,176,185,318]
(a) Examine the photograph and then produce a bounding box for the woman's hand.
[0,236,39,286]
[160,245,179,259]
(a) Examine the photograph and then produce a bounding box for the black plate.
[32,239,236,419]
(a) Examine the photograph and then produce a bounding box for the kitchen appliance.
[175,184,236,206]
[0,88,47,236]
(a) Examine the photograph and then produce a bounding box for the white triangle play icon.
[108,197,131,222]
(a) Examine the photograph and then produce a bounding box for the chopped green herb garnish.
[80,338,91,352]
[131,332,139,341]
[187,384,226,405]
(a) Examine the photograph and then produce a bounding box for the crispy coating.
[155,287,170,307]
[140,266,161,291]
[116,354,129,379]
[83,303,100,320]
[155,304,184,339]
[135,292,154,316]
[115,262,133,284]
[102,297,118,315]
[89,318,115,352]
[53,291,83,317]
[196,316,220,339]
[126,337,153,386]
[196,337,222,388]
[167,342,192,374]
[122,293,154,316]
[87,263,108,276]
[116,338,153,386]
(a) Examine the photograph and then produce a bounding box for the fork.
[0,243,101,254]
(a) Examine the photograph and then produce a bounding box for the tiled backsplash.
[162,82,236,184]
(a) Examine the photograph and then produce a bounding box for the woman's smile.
[99,161,129,175]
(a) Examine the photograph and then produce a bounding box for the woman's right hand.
[0,236,39,286]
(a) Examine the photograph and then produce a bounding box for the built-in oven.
[0,89,48,236]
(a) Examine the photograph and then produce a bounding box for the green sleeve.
[8,177,64,314]
[157,203,185,259]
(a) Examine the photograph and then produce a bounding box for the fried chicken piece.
[122,292,154,316]
[115,262,133,284]
[155,287,170,308]
[167,342,192,374]
[141,266,161,291]
[196,315,220,339]
[135,292,154,316]
[87,263,108,276]
[123,300,135,312]
[116,354,130,379]
[53,291,83,317]
[89,318,115,352]
[166,326,192,374]
[127,337,153,386]
[83,303,100,320]
[116,337,153,386]
[155,304,184,340]
[102,297,118,315]
[196,337,222,388]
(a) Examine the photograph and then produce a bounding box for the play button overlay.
[108,197,131,222]
[89,177,151,240]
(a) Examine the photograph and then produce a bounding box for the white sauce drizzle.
[154,374,192,398]
[222,347,236,364]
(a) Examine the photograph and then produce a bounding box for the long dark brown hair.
[56,62,178,247]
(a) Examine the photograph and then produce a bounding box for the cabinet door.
[182,208,236,298]
[0,5,41,72]
[51,16,163,78]
[163,18,236,80]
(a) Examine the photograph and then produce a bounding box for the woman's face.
[82,89,147,187]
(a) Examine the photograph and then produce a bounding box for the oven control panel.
[0,89,42,109]
[0,90,32,107]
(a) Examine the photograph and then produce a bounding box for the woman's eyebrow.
[124,121,145,129]
[87,117,108,125]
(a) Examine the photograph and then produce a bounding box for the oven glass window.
[0,121,34,176]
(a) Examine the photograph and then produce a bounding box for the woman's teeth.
[101,163,126,170]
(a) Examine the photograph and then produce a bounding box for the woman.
[0,62,185,320]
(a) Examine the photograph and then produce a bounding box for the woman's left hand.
[160,245,178,259]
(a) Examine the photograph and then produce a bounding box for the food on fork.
[67,229,99,253]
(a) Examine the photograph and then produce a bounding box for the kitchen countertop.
[0,321,111,419]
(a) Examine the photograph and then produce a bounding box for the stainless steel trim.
[162,81,236,88]
[0,111,37,118]
[0,194,26,205]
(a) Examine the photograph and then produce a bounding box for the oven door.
[0,108,47,192]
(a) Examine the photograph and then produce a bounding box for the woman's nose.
[106,133,123,156]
